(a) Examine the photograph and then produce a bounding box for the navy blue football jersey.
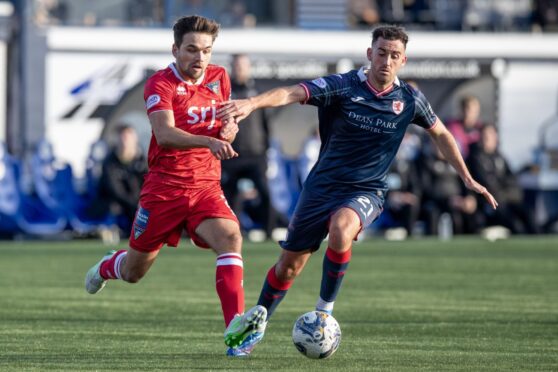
[300,67,437,195]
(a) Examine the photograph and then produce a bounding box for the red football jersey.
[143,63,231,188]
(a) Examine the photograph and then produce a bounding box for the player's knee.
[328,223,354,247]
[219,230,243,250]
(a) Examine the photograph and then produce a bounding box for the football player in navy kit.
[217,25,498,355]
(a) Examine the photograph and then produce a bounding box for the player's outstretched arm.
[427,118,498,209]
[149,110,238,160]
[217,84,307,123]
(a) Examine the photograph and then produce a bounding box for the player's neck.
[368,79,393,93]
[366,70,394,93]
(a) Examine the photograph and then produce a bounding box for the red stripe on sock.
[99,250,127,280]
[266,266,293,291]
[326,247,352,264]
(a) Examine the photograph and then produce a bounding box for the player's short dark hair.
[173,15,220,47]
[372,25,409,48]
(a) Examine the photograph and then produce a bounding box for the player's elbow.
[154,131,174,148]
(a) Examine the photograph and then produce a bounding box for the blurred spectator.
[464,0,533,31]
[90,125,147,237]
[348,0,380,28]
[533,0,558,31]
[172,0,219,22]
[430,0,466,30]
[220,1,257,28]
[446,95,484,160]
[34,0,68,26]
[418,143,481,235]
[298,126,320,183]
[221,54,284,240]
[385,131,422,236]
[125,0,164,26]
[467,124,539,234]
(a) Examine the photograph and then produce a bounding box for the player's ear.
[401,55,407,66]
[172,44,178,58]
[366,47,372,62]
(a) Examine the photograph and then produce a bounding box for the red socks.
[215,253,244,326]
[99,250,127,280]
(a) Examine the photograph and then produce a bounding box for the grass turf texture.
[0,237,557,371]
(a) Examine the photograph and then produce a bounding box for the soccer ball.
[292,311,341,359]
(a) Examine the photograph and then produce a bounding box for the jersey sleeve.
[300,73,350,107]
[412,89,438,130]
[144,75,174,115]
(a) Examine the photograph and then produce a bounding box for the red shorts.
[129,185,238,253]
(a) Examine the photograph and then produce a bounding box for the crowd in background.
[31,0,558,32]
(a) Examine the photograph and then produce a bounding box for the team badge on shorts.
[133,206,150,240]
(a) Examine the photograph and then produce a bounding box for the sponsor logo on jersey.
[146,94,161,109]
[392,100,404,115]
[205,81,220,94]
[351,96,365,103]
[133,206,150,240]
[176,85,187,95]
[311,77,328,89]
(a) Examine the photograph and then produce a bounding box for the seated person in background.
[467,124,539,234]
[385,131,422,237]
[418,143,480,235]
[446,95,484,159]
[95,124,147,237]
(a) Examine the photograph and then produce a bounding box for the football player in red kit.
[84,15,266,356]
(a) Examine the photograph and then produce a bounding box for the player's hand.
[219,118,239,142]
[208,137,238,160]
[464,178,498,210]
[217,99,254,123]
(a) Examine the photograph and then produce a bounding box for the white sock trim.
[216,253,243,267]
[316,297,335,312]
[114,251,127,279]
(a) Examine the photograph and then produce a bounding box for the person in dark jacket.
[467,124,539,234]
[419,142,481,235]
[98,124,147,236]
[221,54,284,240]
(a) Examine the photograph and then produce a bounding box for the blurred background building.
[1,0,558,240]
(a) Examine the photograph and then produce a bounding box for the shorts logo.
[133,206,150,240]
[311,77,327,89]
[146,94,161,109]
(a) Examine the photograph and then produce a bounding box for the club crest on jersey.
[133,206,150,240]
[392,100,404,115]
[205,81,220,94]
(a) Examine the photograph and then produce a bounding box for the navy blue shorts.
[279,188,384,252]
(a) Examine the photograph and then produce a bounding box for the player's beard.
[186,63,205,80]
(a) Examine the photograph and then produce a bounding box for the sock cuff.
[267,266,292,291]
[216,253,243,267]
[113,250,127,279]
[326,247,352,264]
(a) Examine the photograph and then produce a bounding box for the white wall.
[499,62,558,171]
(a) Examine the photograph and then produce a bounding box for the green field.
[0,237,557,371]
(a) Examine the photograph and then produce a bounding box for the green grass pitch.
[0,237,557,371]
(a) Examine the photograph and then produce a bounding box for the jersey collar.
[357,67,400,97]
[169,63,205,85]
